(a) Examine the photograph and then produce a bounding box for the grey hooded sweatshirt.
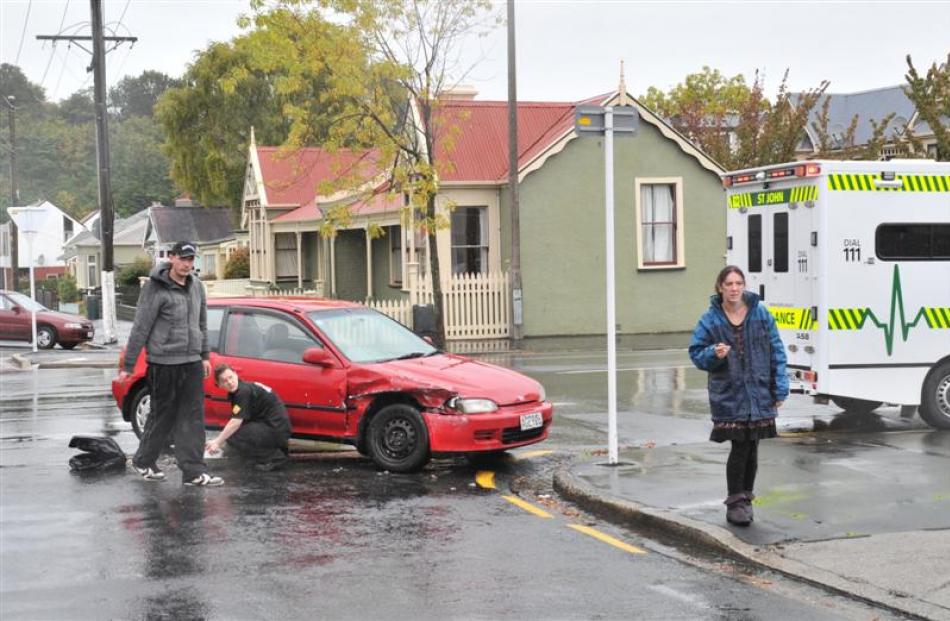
[123,264,209,373]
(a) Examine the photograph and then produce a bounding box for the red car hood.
[350,353,542,406]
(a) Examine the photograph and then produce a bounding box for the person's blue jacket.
[689,291,789,422]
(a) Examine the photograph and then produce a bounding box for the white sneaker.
[184,473,224,487]
[132,464,166,481]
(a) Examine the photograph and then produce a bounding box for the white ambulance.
[723,160,950,429]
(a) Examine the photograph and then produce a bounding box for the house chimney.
[441,85,478,101]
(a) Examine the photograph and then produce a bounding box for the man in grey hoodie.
[118,241,223,486]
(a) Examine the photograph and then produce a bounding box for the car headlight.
[64,323,83,329]
[447,397,498,414]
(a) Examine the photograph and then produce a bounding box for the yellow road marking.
[515,449,554,460]
[568,524,646,555]
[475,470,496,489]
[502,495,553,519]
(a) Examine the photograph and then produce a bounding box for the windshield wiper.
[393,351,428,361]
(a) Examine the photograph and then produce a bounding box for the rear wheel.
[919,361,950,430]
[36,325,56,350]
[128,384,151,439]
[830,396,882,416]
[366,404,430,472]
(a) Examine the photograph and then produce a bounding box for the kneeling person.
[206,364,291,470]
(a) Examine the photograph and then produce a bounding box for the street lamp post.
[8,207,44,352]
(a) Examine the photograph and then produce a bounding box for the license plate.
[520,412,543,431]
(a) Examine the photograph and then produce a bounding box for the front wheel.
[36,325,56,350]
[366,404,430,472]
[128,384,151,439]
[830,396,882,416]
[919,361,950,430]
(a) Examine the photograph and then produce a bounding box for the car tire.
[919,360,950,430]
[36,325,56,350]
[366,404,430,472]
[128,383,151,439]
[60,343,77,350]
[830,396,882,416]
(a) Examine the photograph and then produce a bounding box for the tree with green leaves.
[902,53,949,161]
[240,0,497,347]
[109,70,181,120]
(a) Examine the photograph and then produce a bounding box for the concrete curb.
[4,354,117,370]
[554,466,941,621]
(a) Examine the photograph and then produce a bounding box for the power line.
[14,0,33,65]
[37,0,71,94]
[117,0,132,28]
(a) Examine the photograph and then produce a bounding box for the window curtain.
[641,185,674,263]
[275,233,298,278]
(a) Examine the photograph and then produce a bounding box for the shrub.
[117,257,153,286]
[57,274,82,302]
[223,246,250,279]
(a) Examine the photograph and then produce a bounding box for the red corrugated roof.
[272,189,402,223]
[256,147,384,208]
[432,93,610,182]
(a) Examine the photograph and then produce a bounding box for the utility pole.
[507,0,524,343]
[6,96,20,291]
[37,1,136,343]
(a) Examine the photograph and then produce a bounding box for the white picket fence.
[204,278,252,297]
[367,271,510,341]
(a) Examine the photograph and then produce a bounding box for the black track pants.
[227,421,289,463]
[133,361,207,481]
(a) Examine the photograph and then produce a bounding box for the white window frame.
[87,254,98,287]
[634,177,686,270]
[450,205,489,275]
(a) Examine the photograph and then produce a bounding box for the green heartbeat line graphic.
[853,264,930,356]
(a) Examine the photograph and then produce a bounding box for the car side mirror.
[11,305,22,314]
[302,347,336,367]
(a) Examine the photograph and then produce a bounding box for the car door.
[0,293,31,340]
[212,306,348,438]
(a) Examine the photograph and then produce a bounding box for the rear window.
[876,223,950,261]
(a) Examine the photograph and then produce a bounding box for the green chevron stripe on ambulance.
[924,308,950,329]
[769,307,817,330]
[728,185,818,209]
[828,173,950,192]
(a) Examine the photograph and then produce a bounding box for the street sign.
[574,105,639,136]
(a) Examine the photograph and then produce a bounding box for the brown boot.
[725,493,751,526]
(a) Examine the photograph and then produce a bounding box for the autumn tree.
[809,96,898,161]
[641,67,828,169]
[902,53,949,160]
[239,0,497,347]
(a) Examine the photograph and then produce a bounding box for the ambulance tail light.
[802,370,817,383]
[722,176,733,188]
[794,163,821,177]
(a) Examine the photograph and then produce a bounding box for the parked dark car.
[0,289,95,349]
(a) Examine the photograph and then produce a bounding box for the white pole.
[27,232,36,352]
[604,107,618,465]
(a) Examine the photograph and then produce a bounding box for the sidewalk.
[556,432,950,621]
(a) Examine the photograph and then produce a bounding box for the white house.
[1,200,85,289]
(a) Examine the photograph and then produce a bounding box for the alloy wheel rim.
[937,375,950,417]
[37,331,52,347]
[136,395,151,431]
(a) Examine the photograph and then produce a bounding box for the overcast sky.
[2,0,949,104]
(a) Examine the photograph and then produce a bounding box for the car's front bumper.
[59,326,95,343]
[425,400,554,453]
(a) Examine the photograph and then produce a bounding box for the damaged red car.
[111,298,553,472]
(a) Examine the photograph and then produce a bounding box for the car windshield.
[308,308,437,364]
[5,291,46,312]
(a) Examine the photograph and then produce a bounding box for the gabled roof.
[68,208,150,248]
[430,94,609,182]
[256,147,386,209]
[146,205,234,246]
[795,85,918,149]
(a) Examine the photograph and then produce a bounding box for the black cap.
[170,241,197,258]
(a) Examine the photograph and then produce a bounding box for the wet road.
[0,358,908,620]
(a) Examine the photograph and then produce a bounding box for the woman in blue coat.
[689,265,789,526]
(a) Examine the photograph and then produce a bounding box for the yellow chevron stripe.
[828,174,950,192]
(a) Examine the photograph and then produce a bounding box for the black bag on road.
[68,435,128,472]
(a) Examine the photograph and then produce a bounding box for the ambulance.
[723,160,950,429]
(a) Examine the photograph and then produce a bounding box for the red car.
[111,297,553,472]
[0,289,95,349]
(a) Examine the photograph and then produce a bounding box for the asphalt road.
[0,351,908,620]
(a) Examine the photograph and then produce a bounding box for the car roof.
[207,297,365,312]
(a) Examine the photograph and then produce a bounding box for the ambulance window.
[876,224,950,260]
[773,213,789,272]
[748,215,762,272]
